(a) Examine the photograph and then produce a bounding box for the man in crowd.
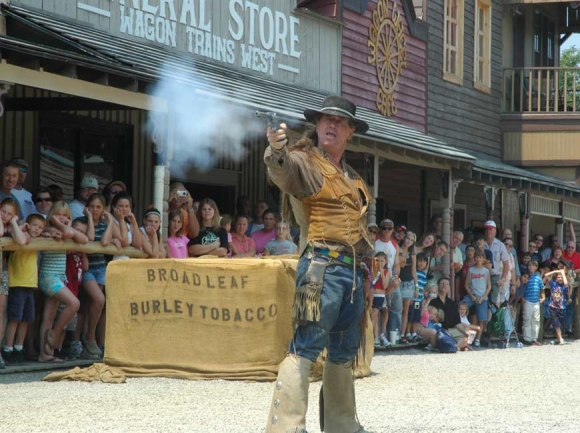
[69,176,99,219]
[246,200,269,235]
[459,228,475,260]
[10,158,36,218]
[428,240,450,286]
[528,239,542,263]
[264,96,372,433]
[484,220,511,306]
[393,225,406,243]
[563,241,580,271]
[34,187,53,218]
[533,234,551,262]
[0,161,23,219]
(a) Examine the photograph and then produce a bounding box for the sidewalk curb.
[0,359,96,375]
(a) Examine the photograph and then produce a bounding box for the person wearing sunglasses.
[563,222,580,271]
[10,158,36,219]
[483,220,511,307]
[103,180,127,213]
[34,187,53,218]
[501,238,517,301]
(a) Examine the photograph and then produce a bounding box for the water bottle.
[516,342,524,349]
[395,328,400,344]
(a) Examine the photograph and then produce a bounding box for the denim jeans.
[289,256,364,364]
[386,287,402,333]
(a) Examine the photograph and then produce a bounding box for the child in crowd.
[522,260,545,346]
[65,217,90,359]
[463,251,491,348]
[166,209,189,258]
[2,211,37,364]
[406,252,428,342]
[372,252,394,347]
[39,201,88,362]
[519,252,532,276]
[0,198,30,368]
[547,271,571,345]
[140,208,166,258]
[220,214,233,257]
[456,301,481,351]
[263,221,298,256]
[474,237,493,270]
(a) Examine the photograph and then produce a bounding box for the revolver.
[255,110,278,129]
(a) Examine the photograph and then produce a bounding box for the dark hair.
[416,252,428,262]
[47,184,63,201]
[26,213,46,225]
[35,187,52,199]
[86,193,106,209]
[72,217,88,226]
[1,160,21,172]
[235,195,250,216]
[521,252,532,258]
[110,192,133,211]
[103,180,127,205]
[220,214,232,228]
[262,208,278,221]
[375,251,387,259]
[437,276,450,286]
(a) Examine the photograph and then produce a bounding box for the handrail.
[502,66,580,114]
[0,238,148,258]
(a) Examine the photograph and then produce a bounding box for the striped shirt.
[523,273,543,303]
[415,270,427,301]
[39,250,67,277]
[88,221,108,268]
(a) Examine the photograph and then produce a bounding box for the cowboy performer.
[265,96,380,433]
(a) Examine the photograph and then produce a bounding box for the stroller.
[486,301,522,349]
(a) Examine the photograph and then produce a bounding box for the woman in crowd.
[79,193,121,358]
[111,192,144,261]
[544,245,566,271]
[399,231,417,344]
[251,209,277,255]
[140,208,166,258]
[415,232,436,256]
[230,214,256,258]
[103,180,127,213]
[166,209,189,259]
[0,198,30,368]
[38,201,88,362]
[458,244,476,300]
[502,238,518,304]
[187,198,229,257]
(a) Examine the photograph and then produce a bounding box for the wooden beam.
[0,238,148,258]
[4,97,128,111]
[0,60,168,112]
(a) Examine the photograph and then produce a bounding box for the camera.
[177,190,188,197]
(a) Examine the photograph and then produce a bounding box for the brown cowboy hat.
[304,95,369,133]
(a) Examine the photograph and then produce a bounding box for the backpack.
[435,328,458,353]
[487,306,506,338]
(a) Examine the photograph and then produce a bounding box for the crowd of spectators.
[1,156,578,366]
[0,159,301,367]
[368,218,578,353]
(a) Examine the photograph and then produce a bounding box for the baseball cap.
[12,158,28,169]
[367,222,378,229]
[483,220,496,229]
[108,180,127,192]
[380,219,394,228]
[81,176,99,189]
[395,225,407,232]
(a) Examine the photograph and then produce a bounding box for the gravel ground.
[2,341,580,432]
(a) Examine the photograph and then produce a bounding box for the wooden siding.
[454,181,501,229]
[426,0,502,159]
[503,131,580,165]
[15,0,342,93]
[342,0,428,132]
[379,161,424,229]
[0,85,153,218]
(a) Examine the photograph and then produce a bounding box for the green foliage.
[561,45,580,68]
[559,45,580,111]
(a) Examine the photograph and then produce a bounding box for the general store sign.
[85,0,302,76]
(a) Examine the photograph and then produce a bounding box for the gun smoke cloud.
[147,64,266,175]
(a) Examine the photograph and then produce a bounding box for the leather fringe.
[292,282,322,326]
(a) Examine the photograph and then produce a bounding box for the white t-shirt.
[375,238,397,274]
[11,188,36,219]
[113,220,132,261]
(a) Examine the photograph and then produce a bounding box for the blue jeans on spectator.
[290,255,364,364]
[565,294,574,331]
[386,287,402,333]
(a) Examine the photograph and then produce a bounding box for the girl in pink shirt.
[166,210,189,258]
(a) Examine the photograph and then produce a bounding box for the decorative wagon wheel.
[374,17,406,95]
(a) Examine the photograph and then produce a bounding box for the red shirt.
[563,251,580,270]
[66,252,83,297]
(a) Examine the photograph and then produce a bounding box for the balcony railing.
[502,67,580,114]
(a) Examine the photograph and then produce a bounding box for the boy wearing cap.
[483,220,511,306]
[69,176,99,219]
[10,158,36,219]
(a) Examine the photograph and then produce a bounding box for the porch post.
[556,218,564,246]
[518,193,529,252]
[367,147,380,226]
[441,170,453,294]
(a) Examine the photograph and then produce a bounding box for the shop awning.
[469,158,580,198]
[0,3,475,169]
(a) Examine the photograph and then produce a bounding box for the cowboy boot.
[265,356,312,433]
[322,360,370,433]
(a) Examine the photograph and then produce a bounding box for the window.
[443,0,464,84]
[474,0,491,92]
